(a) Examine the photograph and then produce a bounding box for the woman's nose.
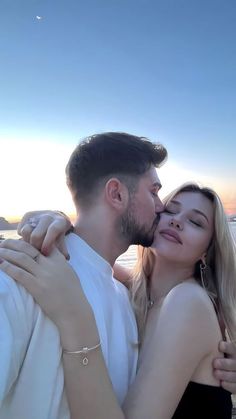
[169,218,183,230]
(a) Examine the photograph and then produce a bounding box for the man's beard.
[120,209,160,248]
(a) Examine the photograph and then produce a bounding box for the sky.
[0,0,236,220]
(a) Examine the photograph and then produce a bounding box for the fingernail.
[42,248,49,256]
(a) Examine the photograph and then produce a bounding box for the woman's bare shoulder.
[160,280,221,344]
[165,280,215,310]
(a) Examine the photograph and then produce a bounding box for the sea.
[1,223,236,268]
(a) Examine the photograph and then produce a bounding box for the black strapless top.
[172,381,232,418]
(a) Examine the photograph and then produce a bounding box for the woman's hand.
[213,341,236,393]
[17,210,73,258]
[0,240,119,419]
[0,239,94,347]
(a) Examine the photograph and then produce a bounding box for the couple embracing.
[0,132,236,418]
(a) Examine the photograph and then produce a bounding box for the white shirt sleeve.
[0,272,37,404]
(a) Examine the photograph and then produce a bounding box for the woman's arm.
[0,244,218,419]
[0,241,125,419]
[61,329,124,419]
[18,210,134,286]
[60,282,218,419]
[123,283,219,418]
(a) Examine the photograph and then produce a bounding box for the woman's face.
[152,191,214,266]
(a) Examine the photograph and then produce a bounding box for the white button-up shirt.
[0,234,138,419]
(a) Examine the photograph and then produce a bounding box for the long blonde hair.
[131,183,236,342]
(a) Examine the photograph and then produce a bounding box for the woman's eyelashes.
[163,207,175,214]
[163,208,204,228]
[189,219,203,227]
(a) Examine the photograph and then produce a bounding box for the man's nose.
[155,196,164,213]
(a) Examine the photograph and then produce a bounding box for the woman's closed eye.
[163,208,176,215]
[163,209,204,227]
[189,219,203,227]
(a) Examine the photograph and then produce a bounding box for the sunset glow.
[1,1,236,221]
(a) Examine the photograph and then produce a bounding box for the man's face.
[120,166,163,247]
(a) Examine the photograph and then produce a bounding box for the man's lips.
[159,229,183,244]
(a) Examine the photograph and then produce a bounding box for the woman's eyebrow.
[169,200,209,223]
[192,209,209,223]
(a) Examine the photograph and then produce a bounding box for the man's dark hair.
[66,132,167,207]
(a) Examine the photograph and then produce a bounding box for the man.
[0,132,166,418]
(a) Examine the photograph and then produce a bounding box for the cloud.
[36,16,42,20]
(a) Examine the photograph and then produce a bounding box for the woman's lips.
[159,229,183,244]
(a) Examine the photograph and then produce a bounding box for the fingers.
[213,361,236,392]
[19,223,35,243]
[0,239,40,259]
[0,259,45,306]
[214,366,236,382]
[20,216,54,250]
[41,221,70,256]
[214,357,236,372]
[17,212,32,235]
[0,259,34,292]
[218,340,236,357]
[18,211,71,256]
[18,211,58,249]
[29,217,55,250]
[213,344,236,393]
[0,247,39,275]
[55,236,70,260]
[17,211,47,235]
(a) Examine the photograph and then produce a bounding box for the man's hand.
[213,340,236,393]
[17,210,73,258]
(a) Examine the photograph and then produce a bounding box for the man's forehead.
[142,167,162,189]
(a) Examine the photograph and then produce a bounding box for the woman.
[0,183,235,418]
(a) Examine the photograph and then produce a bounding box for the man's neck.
[73,213,129,266]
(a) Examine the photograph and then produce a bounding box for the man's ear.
[105,178,129,210]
